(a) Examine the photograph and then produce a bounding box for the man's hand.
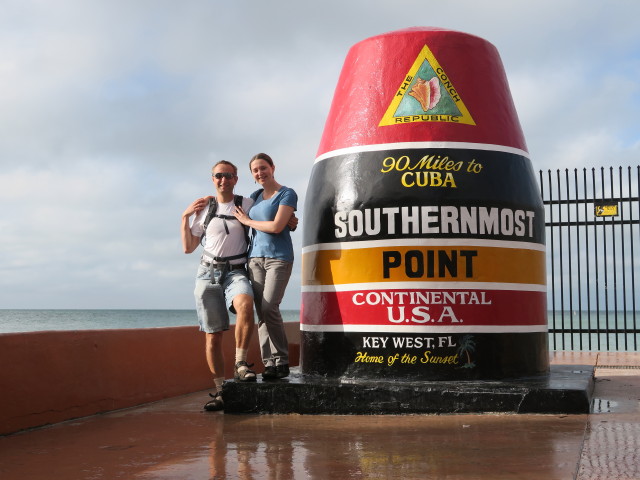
[183,197,211,218]
[287,214,299,231]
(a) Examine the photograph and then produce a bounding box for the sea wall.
[0,323,300,436]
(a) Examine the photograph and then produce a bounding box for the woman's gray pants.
[248,257,293,367]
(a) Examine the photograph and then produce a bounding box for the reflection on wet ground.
[577,365,640,480]
[0,353,639,479]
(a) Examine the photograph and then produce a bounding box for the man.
[181,160,256,411]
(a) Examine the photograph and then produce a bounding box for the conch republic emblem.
[301,27,548,380]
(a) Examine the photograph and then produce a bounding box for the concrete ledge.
[0,322,300,436]
[223,364,595,415]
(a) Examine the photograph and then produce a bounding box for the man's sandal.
[234,361,257,382]
[204,392,224,411]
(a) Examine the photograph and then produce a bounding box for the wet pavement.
[1,352,639,479]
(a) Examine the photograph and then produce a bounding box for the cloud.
[1,0,639,310]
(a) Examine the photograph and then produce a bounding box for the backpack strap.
[200,195,250,262]
[202,196,244,236]
[202,250,248,263]
[234,194,251,248]
[250,188,264,201]
[246,189,264,248]
[202,197,219,235]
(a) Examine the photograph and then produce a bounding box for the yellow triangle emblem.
[379,45,475,126]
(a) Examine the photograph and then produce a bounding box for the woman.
[234,153,298,380]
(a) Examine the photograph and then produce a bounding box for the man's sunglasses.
[212,172,236,179]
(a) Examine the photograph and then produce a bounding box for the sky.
[1,0,639,310]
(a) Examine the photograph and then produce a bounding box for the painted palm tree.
[457,335,476,369]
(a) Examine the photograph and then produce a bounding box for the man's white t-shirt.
[190,197,254,265]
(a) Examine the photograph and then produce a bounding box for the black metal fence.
[540,166,640,351]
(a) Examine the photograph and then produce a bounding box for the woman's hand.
[234,205,251,225]
[236,204,294,234]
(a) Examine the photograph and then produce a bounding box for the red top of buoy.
[317,27,527,157]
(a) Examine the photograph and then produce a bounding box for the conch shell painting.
[408,77,441,111]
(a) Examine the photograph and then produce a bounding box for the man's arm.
[181,198,207,254]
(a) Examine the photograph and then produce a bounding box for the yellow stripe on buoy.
[302,243,545,286]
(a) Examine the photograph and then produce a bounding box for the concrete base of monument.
[223,364,595,415]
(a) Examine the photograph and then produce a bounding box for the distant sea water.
[1,310,637,352]
[0,309,302,334]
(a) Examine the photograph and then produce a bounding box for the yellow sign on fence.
[595,204,619,217]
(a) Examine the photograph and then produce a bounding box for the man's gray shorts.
[194,264,253,333]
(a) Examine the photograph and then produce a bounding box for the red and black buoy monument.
[301,27,548,380]
[225,28,594,414]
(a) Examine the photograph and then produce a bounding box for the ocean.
[1,309,636,352]
[0,309,302,334]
